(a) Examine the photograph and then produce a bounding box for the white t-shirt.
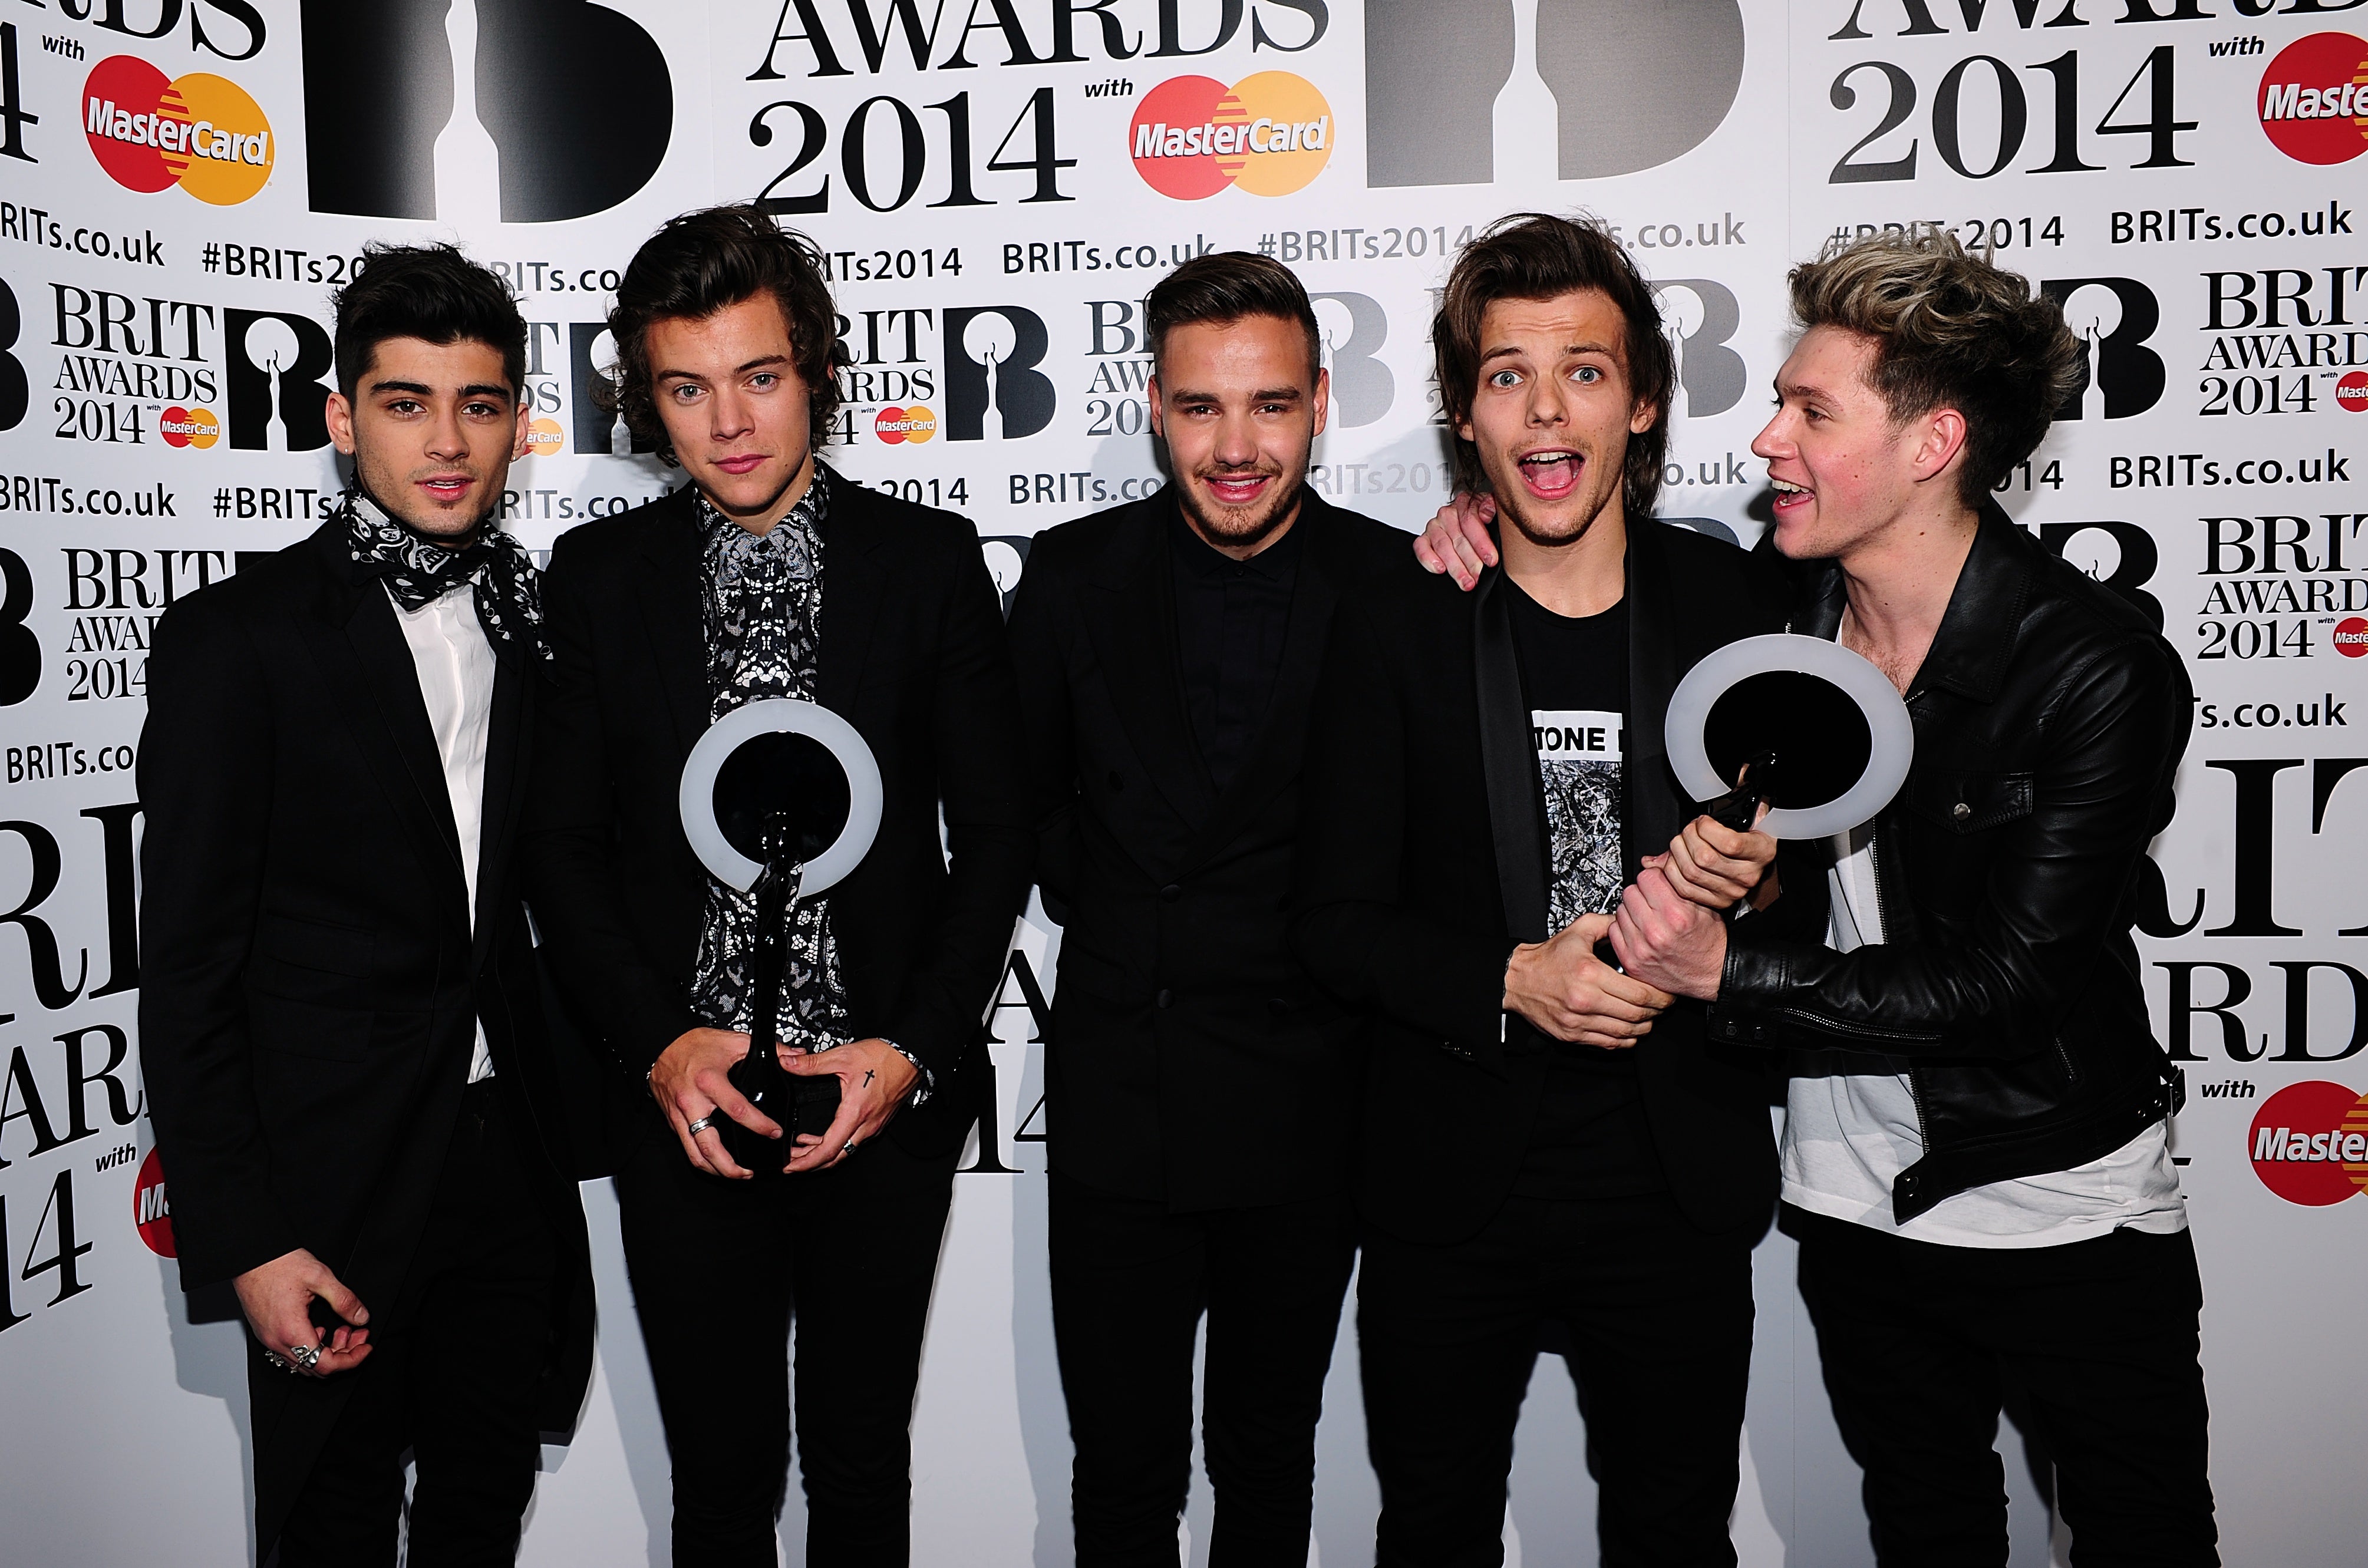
[1779,825,2186,1249]
[390,582,497,1085]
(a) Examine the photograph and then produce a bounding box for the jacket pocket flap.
[256,913,377,978]
[1906,771,2034,834]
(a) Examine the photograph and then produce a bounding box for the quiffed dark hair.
[331,242,526,399]
[1433,213,1673,523]
[1146,251,1322,380]
[602,205,840,461]
[1786,230,2085,506]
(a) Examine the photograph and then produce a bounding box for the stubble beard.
[1178,466,1301,553]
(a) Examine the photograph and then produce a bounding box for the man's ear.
[1908,406,1970,484]
[1310,366,1331,439]
[512,392,532,460]
[1628,395,1659,436]
[325,390,355,456]
[1147,374,1164,440]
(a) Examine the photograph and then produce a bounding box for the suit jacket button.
[1952,801,1972,823]
[1160,883,1181,903]
[1156,988,1173,1009]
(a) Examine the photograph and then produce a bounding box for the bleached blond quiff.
[1787,230,2085,507]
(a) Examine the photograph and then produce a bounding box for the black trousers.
[615,1117,957,1568]
[1786,1204,2218,1568]
[1358,1192,1756,1568]
[273,1079,562,1568]
[1047,1171,1356,1568]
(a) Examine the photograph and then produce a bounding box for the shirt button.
[1160,883,1181,903]
[1156,989,1174,1009]
[1952,801,1972,823]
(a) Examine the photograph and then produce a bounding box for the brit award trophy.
[678,699,884,1176]
[1664,634,1915,839]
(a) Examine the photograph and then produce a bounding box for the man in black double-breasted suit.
[1007,253,1404,1567]
[139,246,594,1565]
[521,206,1035,1567]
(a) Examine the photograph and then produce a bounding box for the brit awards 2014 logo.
[1129,72,1333,200]
[2248,1081,2368,1205]
[2257,33,2367,166]
[82,54,272,204]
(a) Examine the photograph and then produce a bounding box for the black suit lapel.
[1623,525,1682,878]
[633,489,710,760]
[1473,567,1550,944]
[1083,507,1218,828]
[1175,509,1341,875]
[471,642,526,971]
[301,533,468,906]
[817,476,888,718]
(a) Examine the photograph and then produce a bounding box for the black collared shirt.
[1169,505,1302,793]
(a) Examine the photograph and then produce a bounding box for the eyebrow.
[1479,340,1619,365]
[657,353,791,383]
[1166,385,1306,403]
[369,379,515,401]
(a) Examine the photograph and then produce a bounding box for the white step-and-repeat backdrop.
[1,2,2363,1563]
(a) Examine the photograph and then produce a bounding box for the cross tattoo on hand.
[862,1069,876,1088]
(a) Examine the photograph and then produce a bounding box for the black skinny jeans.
[1787,1203,2218,1568]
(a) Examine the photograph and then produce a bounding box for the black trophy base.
[716,1054,844,1177]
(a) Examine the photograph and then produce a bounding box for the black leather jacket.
[1709,505,2192,1222]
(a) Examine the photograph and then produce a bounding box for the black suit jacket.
[520,474,1035,1161]
[137,521,595,1551]
[1008,492,1407,1211]
[1289,520,1792,1244]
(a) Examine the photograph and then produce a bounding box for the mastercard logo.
[133,1146,175,1258]
[84,54,273,204]
[159,405,219,449]
[2257,32,2368,166]
[2337,371,2368,412]
[1130,72,1333,200]
[875,404,938,444]
[2334,615,2368,657]
[2250,1081,2368,1205]
[526,417,565,456]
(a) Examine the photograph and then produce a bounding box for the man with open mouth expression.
[1007,253,1406,1567]
[1291,214,1796,1566]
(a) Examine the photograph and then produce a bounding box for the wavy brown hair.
[1432,213,1674,523]
[1787,230,2085,506]
[601,205,841,462]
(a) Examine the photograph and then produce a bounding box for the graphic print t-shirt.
[1503,581,1661,1199]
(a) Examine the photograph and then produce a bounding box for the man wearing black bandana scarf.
[138,246,595,1565]
[523,206,1034,1565]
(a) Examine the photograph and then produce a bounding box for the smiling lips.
[1201,469,1274,507]
[1769,476,1813,512]
[1516,448,1582,500]
[419,473,475,503]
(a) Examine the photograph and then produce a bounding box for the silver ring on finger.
[685,1114,716,1137]
[262,1348,295,1372]
[289,1342,321,1369]
[840,1136,859,1156]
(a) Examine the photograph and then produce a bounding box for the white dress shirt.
[388,582,499,1084]
[1779,823,2187,1248]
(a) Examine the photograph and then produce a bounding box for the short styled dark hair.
[603,205,841,461]
[1433,213,1674,522]
[331,243,526,398]
[1786,230,2085,507]
[1145,251,1322,381]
